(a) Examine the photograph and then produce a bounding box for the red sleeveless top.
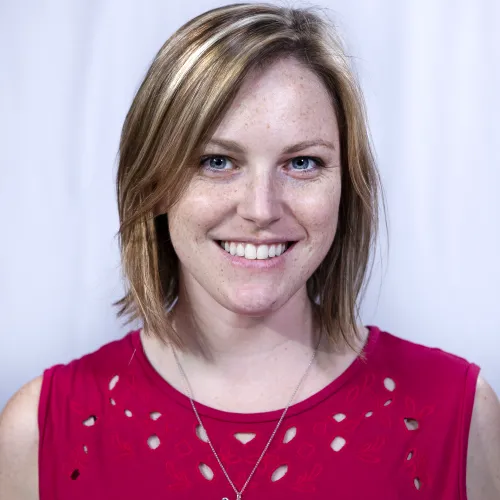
[38,326,480,500]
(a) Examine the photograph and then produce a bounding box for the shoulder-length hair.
[114,2,384,352]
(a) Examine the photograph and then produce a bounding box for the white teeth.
[220,241,291,260]
[244,243,257,260]
[256,245,268,260]
[236,243,245,256]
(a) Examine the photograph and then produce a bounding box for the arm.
[467,375,500,499]
[0,377,43,500]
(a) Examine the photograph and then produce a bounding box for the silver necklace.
[172,332,322,500]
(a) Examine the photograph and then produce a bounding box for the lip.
[215,240,296,269]
[217,238,292,245]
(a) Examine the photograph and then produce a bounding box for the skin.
[152,56,356,413]
[167,56,342,345]
[1,57,499,498]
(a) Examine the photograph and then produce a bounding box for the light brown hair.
[114,2,385,352]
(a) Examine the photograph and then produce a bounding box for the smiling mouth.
[217,240,296,260]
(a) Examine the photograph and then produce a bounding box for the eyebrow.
[204,137,336,155]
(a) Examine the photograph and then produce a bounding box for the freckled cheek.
[297,191,340,230]
[169,191,233,244]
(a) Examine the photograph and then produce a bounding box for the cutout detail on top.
[365,411,373,417]
[124,409,133,417]
[384,399,392,406]
[199,463,214,481]
[83,415,97,427]
[333,413,346,422]
[407,450,414,460]
[147,435,160,449]
[271,464,288,482]
[196,425,209,443]
[150,411,161,420]
[414,477,421,490]
[404,418,419,431]
[109,375,119,391]
[331,436,346,452]
[283,427,297,443]
[234,432,256,444]
[70,469,80,480]
[384,377,396,392]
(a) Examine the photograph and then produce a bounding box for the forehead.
[211,57,339,148]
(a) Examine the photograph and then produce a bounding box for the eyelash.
[199,155,325,174]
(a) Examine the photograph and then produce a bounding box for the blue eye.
[199,155,324,174]
[290,157,322,171]
[200,156,232,171]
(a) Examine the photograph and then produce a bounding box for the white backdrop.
[1,0,499,410]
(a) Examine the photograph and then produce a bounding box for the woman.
[1,3,499,499]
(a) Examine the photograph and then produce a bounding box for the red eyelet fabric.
[38,326,480,500]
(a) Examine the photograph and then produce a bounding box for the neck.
[171,287,321,371]
[141,284,366,412]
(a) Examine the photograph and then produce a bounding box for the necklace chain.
[172,333,322,500]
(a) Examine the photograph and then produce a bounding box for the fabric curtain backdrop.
[1,0,499,409]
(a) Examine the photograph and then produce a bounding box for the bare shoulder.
[0,376,43,500]
[467,374,500,499]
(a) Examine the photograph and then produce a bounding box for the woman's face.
[168,57,342,316]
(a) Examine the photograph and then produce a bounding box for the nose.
[236,168,283,228]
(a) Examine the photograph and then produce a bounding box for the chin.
[222,286,286,316]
